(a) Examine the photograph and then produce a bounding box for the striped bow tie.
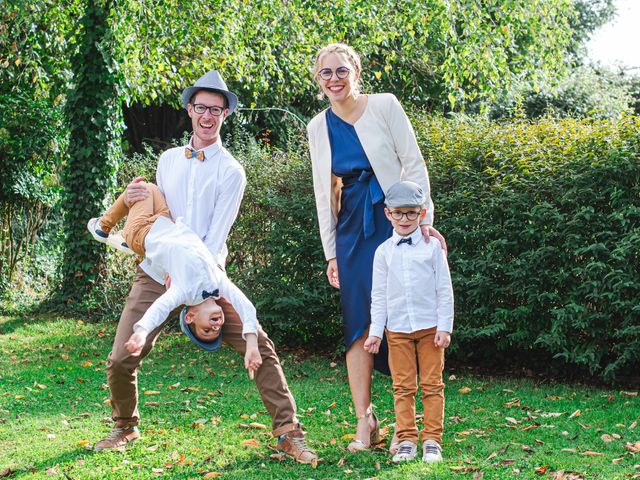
[185,148,205,161]
[397,237,412,246]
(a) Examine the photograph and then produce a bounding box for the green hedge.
[415,113,640,381]
[226,114,639,382]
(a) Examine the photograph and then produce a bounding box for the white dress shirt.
[140,137,246,281]
[370,227,454,338]
[134,216,258,338]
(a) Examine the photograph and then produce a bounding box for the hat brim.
[181,87,238,116]
[179,307,223,351]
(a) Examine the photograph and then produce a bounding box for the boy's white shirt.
[133,216,258,339]
[370,227,454,339]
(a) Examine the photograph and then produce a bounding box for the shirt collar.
[392,227,422,247]
[188,137,222,161]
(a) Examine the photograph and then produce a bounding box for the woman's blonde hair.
[312,43,362,100]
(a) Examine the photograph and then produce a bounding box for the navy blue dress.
[326,108,392,375]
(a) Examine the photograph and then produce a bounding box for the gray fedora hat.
[179,307,223,351]
[385,180,426,208]
[181,70,239,115]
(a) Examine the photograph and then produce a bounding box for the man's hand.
[420,225,448,255]
[244,334,262,380]
[326,258,340,289]
[434,331,451,349]
[124,330,148,356]
[124,177,149,207]
[363,335,382,354]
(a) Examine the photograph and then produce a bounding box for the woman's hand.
[326,258,340,289]
[420,225,448,254]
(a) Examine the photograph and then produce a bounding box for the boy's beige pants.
[101,185,300,437]
[387,326,445,444]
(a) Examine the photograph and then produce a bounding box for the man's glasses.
[389,210,421,220]
[192,104,225,116]
[317,66,351,81]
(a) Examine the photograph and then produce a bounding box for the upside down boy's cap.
[179,307,223,351]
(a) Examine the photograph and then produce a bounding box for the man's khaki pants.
[105,267,300,436]
[387,327,445,444]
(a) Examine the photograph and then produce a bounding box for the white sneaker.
[422,439,443,463]
[392,440,417,463]
[87,217,135,255]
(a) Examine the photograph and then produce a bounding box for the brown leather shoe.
[276,429,317,464]
[94,424,140,451]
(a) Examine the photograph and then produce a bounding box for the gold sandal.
[347,408,381,452]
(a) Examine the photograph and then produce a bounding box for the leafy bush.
[0,94,67,290]
[489,66,634,120]
[415,113,640,381]
[227,132,342,348]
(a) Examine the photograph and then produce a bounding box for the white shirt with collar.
[370,227,454,339]
[140,137,246,282]
[134,216,258,338]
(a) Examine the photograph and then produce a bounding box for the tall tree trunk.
[60,0,122,301]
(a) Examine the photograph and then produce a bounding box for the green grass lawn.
[1,314,638,479]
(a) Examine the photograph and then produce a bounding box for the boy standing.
[364,180,454,463]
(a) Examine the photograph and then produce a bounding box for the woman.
[307,43,446,452]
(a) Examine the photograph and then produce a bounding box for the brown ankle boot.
[94,423,140,452]
[276,428,317,464]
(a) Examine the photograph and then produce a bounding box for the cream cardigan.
[307,93,434,261]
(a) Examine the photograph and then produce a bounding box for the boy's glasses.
[192,104,225,116]
[389,210,421,220]
[317,66,351,81]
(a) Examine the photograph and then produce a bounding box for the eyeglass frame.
[317,66,352,81]
[191,103,226,116]
[388,209,422,221]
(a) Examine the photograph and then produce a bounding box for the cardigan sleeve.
[308,118,337,260]
[385,94,435,225]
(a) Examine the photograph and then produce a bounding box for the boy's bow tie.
[397,237,412,246]
[202,289,219,300]
[185,147,205,161]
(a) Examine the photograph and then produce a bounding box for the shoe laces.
[398,444,414,456]
[424,443,440,455]
[105,426,128,441]
[288,433,312,453]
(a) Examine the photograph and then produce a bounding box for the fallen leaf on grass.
[144,390,161,395]
[81,361,93,367]
[458,387,472,394]
[147,445,159,451]
[503,398,521,407]
[269,453,286,462]
[534,465,548,475]
[45,466,58,475]
[601,434,614,442]
[76,440,89,447]
[152,468,163,474]
[341,433,355,440]
[621,391,638,397]
[631,422,638,429]
[486,451,497,461]
[249,422,267,429]
[581,450,604,456]
[241,439,260,447]
[449,466,478,473]
[0,469,16,478]
[612,457,623,464]
[552,471,585,480]
[327,402,337,409]
[625,441,640,453]
[204,473,223,478]
[569,410,581,418]
[505,417,520,424]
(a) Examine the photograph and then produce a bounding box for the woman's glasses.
[317,66,351,81]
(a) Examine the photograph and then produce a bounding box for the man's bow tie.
[185,147,205,161]
[202,289,219,300]
[397,237,412,246]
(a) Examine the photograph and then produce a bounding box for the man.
[94,71,317,464]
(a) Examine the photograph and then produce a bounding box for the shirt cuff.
[369,323,385,339]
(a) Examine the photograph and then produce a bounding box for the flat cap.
[384,180,426,208]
